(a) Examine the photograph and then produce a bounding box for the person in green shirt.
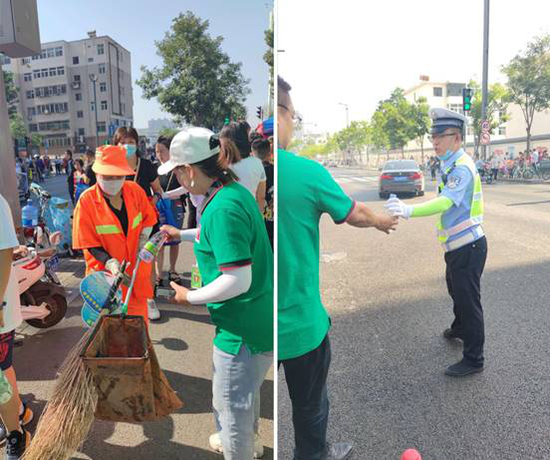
[278,76,398,460]
[160,127,273,460]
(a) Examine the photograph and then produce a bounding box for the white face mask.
[97,177,125,196]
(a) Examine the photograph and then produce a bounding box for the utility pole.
[89,73,99,149]
[481,0,490,160]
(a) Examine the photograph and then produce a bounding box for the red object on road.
[401,449,422,460]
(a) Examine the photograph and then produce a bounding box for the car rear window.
[383,160,417,171]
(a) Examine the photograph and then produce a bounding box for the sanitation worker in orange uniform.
[72,145,158,321]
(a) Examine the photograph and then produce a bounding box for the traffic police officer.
[385,108,488,376]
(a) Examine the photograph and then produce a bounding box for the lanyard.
[199,181,224,215]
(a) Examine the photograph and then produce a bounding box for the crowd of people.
[2,118,275,459]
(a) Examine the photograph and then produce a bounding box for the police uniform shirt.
[439,149,482,245]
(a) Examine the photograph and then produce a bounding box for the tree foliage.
[10,114,26,140]
[3,70,19,119]
[137,12,250,130]
[502,34,550,152]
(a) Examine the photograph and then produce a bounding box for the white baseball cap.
[157,127,221,175]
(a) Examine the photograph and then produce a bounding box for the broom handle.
[122,259,141,315]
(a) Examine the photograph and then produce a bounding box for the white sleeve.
[257,158,266,181]
[180,229,198,242]
[0,196,18,251]
[186,265,252,304]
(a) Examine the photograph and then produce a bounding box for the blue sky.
[36,0,272,129]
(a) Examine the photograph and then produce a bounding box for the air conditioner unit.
[0,0,40,58]
[72,81,80,90]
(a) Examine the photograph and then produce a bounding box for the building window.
[97,122,106,132]
[55,46,63,57]
[97,44,104,55]
[21,57,30,64]
[75,93,82,101]
[77,110,84,118]
[29,124,38,132]
[88,57,93,63]
[39,49,47,59]
[33,70,40,79]
[24,73,32,82]
[31,54,39,61]
[101,101,107,110]
[47,48,55,58]
[99,82,106,92]
[433,87,443,97]
[40,68,48,78]
[49,67,57,77]
[1,56,11,65]
[74,75,81,82]
[27,108,35,118]
[98,63,106,74]
[91,102,95,111]
[499,126,506,136]
[57,66,65,75]
[78,128,85,136]
[26,90,34,99]
[72,56,79,65]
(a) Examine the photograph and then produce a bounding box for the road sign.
[481,120,490,131]
[480,132,490,145]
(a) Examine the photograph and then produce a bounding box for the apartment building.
[1,31,133,155]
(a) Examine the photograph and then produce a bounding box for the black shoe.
[445,360,484,377]
[0,402,33,446]
[443,328,463,341]
[323,442,353,460]
[5,429,30,460]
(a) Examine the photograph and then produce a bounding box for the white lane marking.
[335,176,378,184]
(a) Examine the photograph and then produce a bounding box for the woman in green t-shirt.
[159,127,273,460]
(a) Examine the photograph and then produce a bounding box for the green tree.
[370,109,390,161]
[502,35,550,153]
[468,80,510,158]
[3,70,19,119]
[29,133,43,148]
[409,96,431,164]
[264,26,274,110]
[10,114,26,140]
[375,89,416,157]
[158,127,179,139]
[137,12,250,130]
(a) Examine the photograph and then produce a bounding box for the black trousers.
[280,335,331,460]
[445,236,488,366]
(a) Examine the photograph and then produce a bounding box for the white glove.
[384,197,413,219]
[105,258,122,277]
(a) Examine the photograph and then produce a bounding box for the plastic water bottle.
[21,199,39,227]
[139,231,169,263]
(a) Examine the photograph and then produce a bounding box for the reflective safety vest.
[72,181,158,304]
[437,153,484,244]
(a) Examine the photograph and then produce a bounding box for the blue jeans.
[213,345,273,460]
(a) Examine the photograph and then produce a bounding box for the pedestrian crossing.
[334,176,378,184]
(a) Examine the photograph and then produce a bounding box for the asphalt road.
[14,174,274,460]
[278,167,550,460]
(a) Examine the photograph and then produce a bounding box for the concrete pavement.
[15,175,274,460]
[278,168,550,460]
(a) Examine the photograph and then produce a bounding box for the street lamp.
[89,73,99,148]
[338,102,349,128]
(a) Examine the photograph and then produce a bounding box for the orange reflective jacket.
[72,181,158,319]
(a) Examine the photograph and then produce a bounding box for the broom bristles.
[22,328,99,460]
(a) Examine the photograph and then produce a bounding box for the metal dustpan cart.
[81,314,183,423]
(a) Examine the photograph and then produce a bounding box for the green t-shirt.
[194,181,274,355]
[278,149,355,360]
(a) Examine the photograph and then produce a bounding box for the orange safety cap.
[92,145,135,176]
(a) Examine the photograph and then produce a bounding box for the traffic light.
[462,88,473,112]
[256,106,263,119]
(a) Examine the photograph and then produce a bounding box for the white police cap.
[430,108,466,134]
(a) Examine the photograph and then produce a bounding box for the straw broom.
[23,263,131,460]
[22,328,98,460]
